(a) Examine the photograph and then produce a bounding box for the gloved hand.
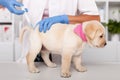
[0,0,25,15]
[37,15,69,33]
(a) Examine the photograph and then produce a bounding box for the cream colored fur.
[19,20,106,78]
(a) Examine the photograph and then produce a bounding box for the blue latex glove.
[0,0,25,15]
[37,15,69,33]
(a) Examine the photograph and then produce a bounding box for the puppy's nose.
[104,42,107,46]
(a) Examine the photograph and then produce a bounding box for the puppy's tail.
[19,26,32,43]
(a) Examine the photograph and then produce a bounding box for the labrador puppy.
[19,20,106,78]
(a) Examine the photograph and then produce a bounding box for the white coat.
[23,0,99,26]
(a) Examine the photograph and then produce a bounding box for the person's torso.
[23,0,78,25]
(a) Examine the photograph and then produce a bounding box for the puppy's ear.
[84,23,98,40]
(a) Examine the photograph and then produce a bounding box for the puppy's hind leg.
[27,50,41,73]
[26,31,42,73]
[41,50,57,68]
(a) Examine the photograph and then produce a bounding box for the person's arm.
[73,0,100,23]
[37,14,100,33]
[68,14,100,24]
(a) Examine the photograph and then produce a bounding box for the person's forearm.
[68,14,100,24]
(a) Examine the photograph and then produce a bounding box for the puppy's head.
[83,20,106,48]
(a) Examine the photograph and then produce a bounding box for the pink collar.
[74,24,87,42]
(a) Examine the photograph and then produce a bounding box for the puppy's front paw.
[47,63,57,68]
[29,67,40,73]
[61,71,71,78]
[76,66,87,72]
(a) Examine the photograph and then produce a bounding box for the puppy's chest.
[73,48,83,56]
[73,43,85,56]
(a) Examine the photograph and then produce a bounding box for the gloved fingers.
[12,0,25,15]
[14,9,25,15]
[9,5,25,15]
[47,22,54,30]
[13,0,24,7]
[39,21,44,32]
[5,0,25,15]
[43,21,49,33]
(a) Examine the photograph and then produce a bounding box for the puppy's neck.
[74,24,87,42]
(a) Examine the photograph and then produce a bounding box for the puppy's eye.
[100,35,103,38]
